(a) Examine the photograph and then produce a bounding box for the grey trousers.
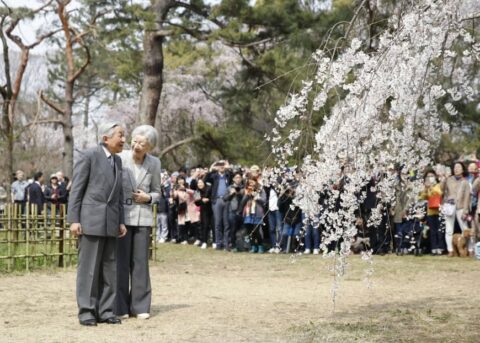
[115,226,152,315]
[213,198,230,248]
[77,235,117,321]
[156,213,168,241]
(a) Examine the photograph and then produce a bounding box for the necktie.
[108,155,115,174]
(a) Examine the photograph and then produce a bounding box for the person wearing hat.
[44,174,67,215]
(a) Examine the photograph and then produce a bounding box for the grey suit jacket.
[67,145,125,237]
[119,150,161,227]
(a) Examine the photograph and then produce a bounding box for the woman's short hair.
[98,121,122,143]
[452,161,467,177]
[131,125,159,149]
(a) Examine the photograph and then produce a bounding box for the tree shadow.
[289,296,480,342]
[150,303,191,318]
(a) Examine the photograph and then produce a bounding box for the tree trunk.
[1,48,30,200]
[138,0,173,127]
[6,127,13,200]
[63,80,74,178]
[138,31,164,126]
[1,103,13,201]
[83,79,91,128]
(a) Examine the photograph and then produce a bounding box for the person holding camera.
[420,170,444,255]
[194,178,213,249]
[239,177,267,253]
[206,161,232,250]
[172,176,200,244]
[224,172,245,252]
[278,183,302,253]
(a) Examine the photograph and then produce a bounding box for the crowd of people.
[0,170,70,216]
[1,159,480,258]
[141,159,480,257]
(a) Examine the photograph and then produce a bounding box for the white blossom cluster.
[270,0,479,274]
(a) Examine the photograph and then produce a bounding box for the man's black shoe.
[100,317,122,324]
[79,319,97,326]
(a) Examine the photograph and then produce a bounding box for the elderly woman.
[442,161,470,257]
[115,125,161,320]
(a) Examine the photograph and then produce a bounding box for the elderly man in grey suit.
[68,122,127,326]
[116,125,161,320]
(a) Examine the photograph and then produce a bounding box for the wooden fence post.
[58,204,65,268]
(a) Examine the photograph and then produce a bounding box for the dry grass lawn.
[0,244,479,342]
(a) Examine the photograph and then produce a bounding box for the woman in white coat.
[115,125,162,319]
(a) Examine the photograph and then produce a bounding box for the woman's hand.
[132,190,151,203]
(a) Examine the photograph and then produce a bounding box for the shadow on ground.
[288,296,480,343]
[150,303,191,318]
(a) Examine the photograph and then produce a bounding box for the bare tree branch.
[0,17,13,96]
[26,28,63,49]
[39,91,65,115]
[4,0,55,50]
[0,1,12,15]
[71,42,91,82]
[159,136,199,158]
[25,119,65,127]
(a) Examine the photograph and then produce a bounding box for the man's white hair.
[98,122,122,143]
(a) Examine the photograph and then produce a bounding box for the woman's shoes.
[118,313,149,320]
[136,313,150,320]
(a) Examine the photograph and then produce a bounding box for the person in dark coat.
[28,172,45,214]
[67,121,127,326]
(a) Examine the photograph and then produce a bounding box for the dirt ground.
[1,244,479,343]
